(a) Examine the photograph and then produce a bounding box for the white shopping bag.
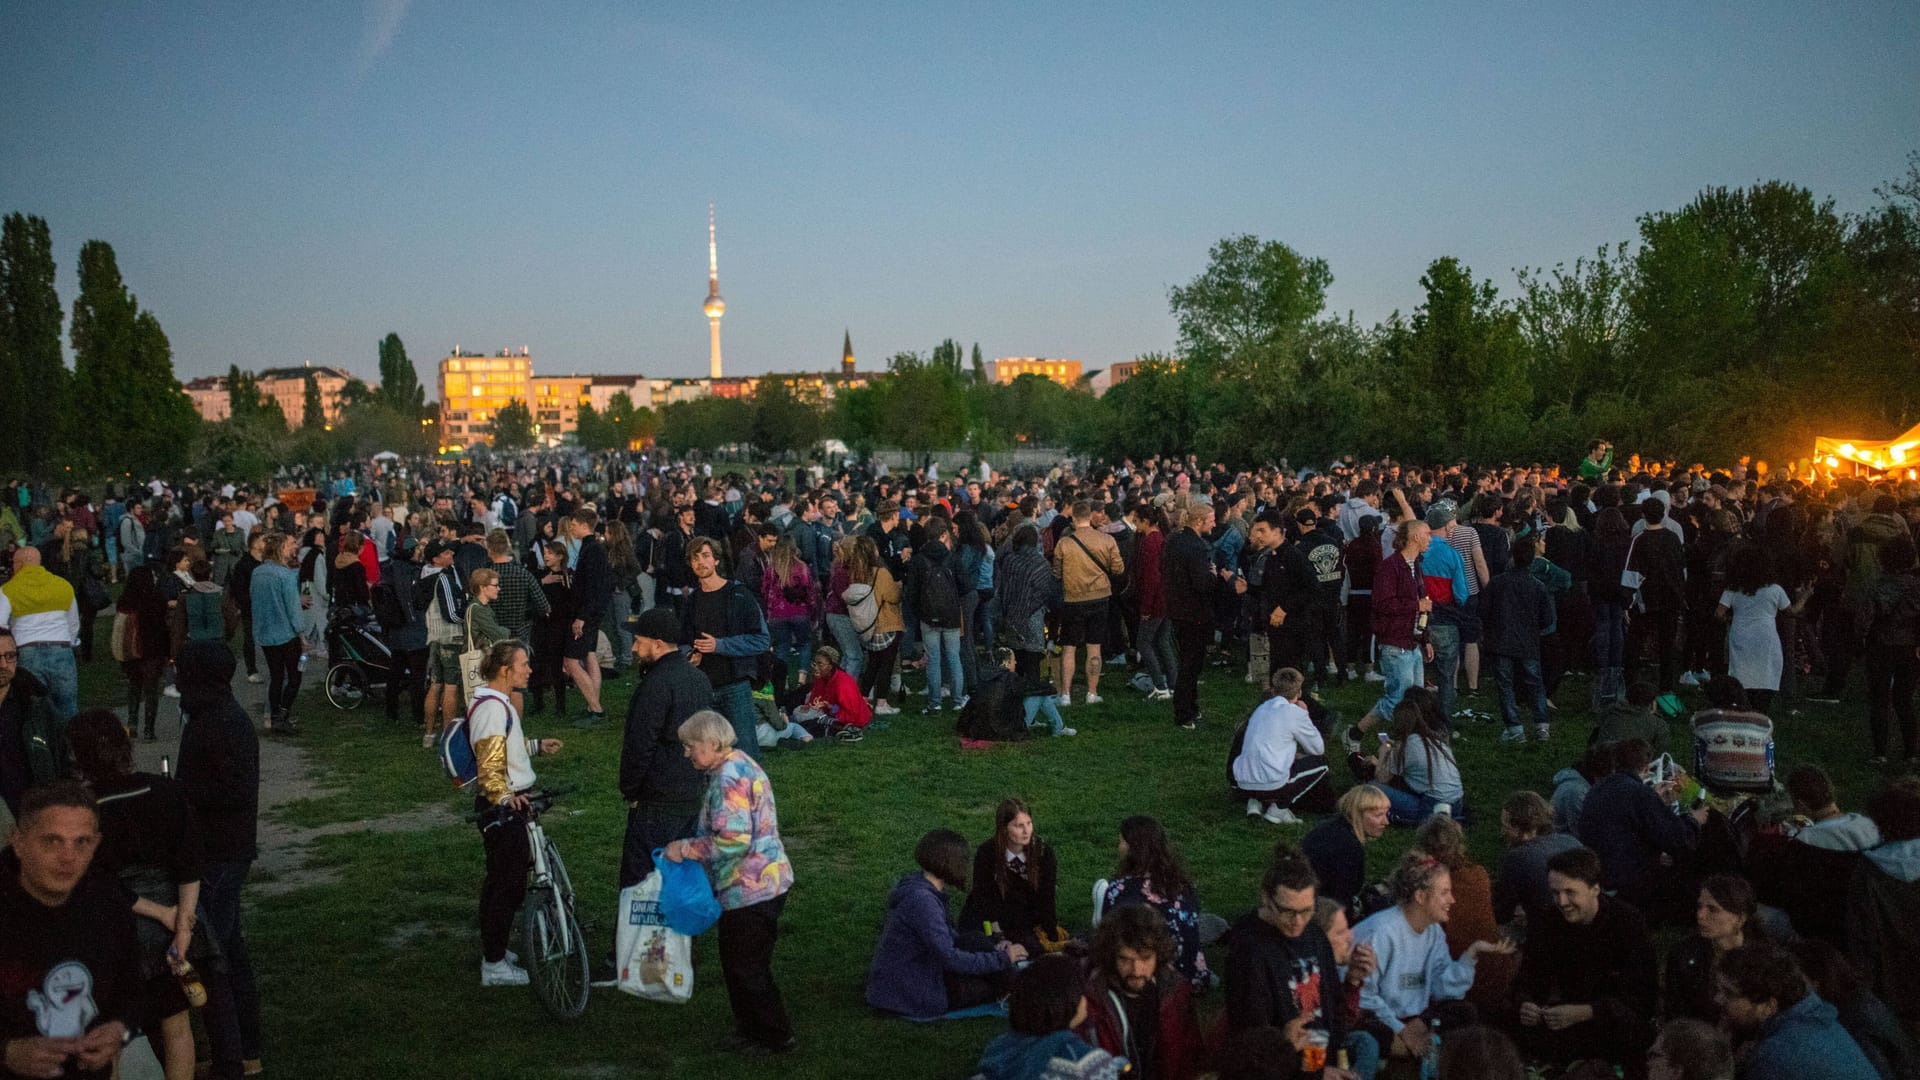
[615,871,694,1003]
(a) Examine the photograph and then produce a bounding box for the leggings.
[123,658,164,735]
[859,639,900,701]
[262,639,304,715]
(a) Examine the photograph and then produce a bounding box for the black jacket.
[572,535,614,625]
[1480,565,1554,660]
[1516,895,1659,1031]
[1625,526,1686,611]
[619,650,712,806]
[1302,815,1367,916]
[1162,527,1228,625]
[905,542,963,628]
[175,642,261,864]
[955,666,1046,742]
[958,839,1058,950]
[1223,912,1347,1047]
[0,669,66,817]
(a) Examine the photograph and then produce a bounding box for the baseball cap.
[1424,501,1458,529]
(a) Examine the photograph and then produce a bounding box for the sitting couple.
[959,648,1075,741]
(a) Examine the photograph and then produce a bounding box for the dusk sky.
[3,3,1916,388]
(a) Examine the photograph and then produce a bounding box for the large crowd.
[2,441,1919,1080]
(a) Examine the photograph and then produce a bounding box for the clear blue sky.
[3,2,1916,387]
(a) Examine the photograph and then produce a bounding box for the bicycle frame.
[525,817,573,954]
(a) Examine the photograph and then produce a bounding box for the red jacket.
[1076,971,1203,1080]
[805,668,872,728]
[1370,550,1425,651]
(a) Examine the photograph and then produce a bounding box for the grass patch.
[71,645,1910,1079]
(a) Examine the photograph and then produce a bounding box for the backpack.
[841,579,896,649]
[1692,708,1775,795]
[184,590,226,642]
[371,579,412,634]
[917,557,963,628]
[441,692,513,790]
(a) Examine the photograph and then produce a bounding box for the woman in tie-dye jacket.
[663,709,797,1054]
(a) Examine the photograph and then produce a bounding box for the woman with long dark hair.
[1100,815,1211,990]
[1716,541,1809,715]
[994,525,1061,680]
[115,566,172,740]
[1378,688,1465,824]
[959,797,1060,954]
[848,535,903,716]
[1663,873,1762,1023]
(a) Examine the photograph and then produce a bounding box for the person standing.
[617,608,712,890]
[1625,498,1688,692]
[468,641,564,988]
[663,710,797,1056]
[1163,504,1246,730]
[485,529,550,651]
[2,547,80,720]
[226,533,263,684]
[1481,538,1557,742]
[0,628,67,817]
[906,518,967,714]
[563,511,611,727]
[1052,500,1125,707]
[1344,523,1433,750]
[380,539,430,728]
[680,537,771,762]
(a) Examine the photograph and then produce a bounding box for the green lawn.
[73,643,1906,1079]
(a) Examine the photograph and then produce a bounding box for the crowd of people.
[3,440,1920,1078]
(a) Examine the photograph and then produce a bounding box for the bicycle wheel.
[525,885,590,1021]
[324,663,366,710]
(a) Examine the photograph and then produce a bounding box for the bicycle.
[485,785,591,1021]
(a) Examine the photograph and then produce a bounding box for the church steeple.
[841,329,855,375]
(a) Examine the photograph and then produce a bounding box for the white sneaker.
[1247,797,1264,817]
[1057,693,1072,707]
[1679,670,1702,687]
[1148,688,1173,702]
[1054,727,1076,737]
[163,685,181,699]
[1262,806,1302,825]
[480,959,530,986]
[1430,803,1452,820]
[1084,693,1103,705]
[873,702,900,716]
[247,673,263,685]
[955,695,970,710]
[1364,671,1386,683]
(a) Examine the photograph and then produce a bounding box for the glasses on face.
[0,652,17,663]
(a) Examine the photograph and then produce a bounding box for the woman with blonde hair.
[762,532,816,698]
[664,709,796,1054]
[1302,783,1391,916]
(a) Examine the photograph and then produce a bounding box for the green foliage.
[748,376,823,459]
[0,213,66,471]
[828,383,885,459]
[658,396,753,458]
[301,373,326,430]
[970,341,986,384]
[488,399,536,451]
[191,419,279,487]
[375,332,425,416]
[69,240,198,475]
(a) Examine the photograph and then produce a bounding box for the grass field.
[69,639,1909,1080]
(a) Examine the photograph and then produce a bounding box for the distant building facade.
[439,348,533,444]
[989,357,1083,387]
[184,366,365,427]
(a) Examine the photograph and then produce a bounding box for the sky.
[3,2,1916,389]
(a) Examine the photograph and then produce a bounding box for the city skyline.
[2,4,1915,389]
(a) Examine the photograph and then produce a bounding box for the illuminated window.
[447,360,463,373]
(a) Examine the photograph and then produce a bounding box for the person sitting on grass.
[791,646,871,741]
[960,648,1069,741]
[1350,852,1513,1065]
[1714,942,1880,1080]
[1575,737,1706,923]
[1512,845,1658,1077]
[1375,691,1465,824]
[867,828,1026,1020]
[1590,681,1669,759]
[1231,667,1334,826]
[1075,904,1205,1080]
[974,954,1126,1080]
[1412,815,1512,1010]
[1663,874,1762,1024]
[1302,784,1390,919]
[1098,816,1213,991]
[1646,1017,1734,1080]
[1221,849,1356,1078]
[1492,790,1582,931]
[1310,896,1378,1079]
[960,798,1063,954]
[1785,939,1920,1080]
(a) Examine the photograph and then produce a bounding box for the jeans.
[1492,654,1550,729]
[1371,644,1423,722]
[975,590,997,656]
[1138,615,1175,691]
[1591,601,1627,669]
[608,589,634,666]
[1023,694,1066,734]
[921,624,964,705]
[1383,783,1466,825]
[1346,1028,1382,1080]
[1429,624,1461,716]
[825,613,865,682]
[717,895,793,1049]
[18,645,77,719]
[769,616,814,682]
[714,679,761,763]
[201,860,261,1064]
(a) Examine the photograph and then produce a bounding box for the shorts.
[1057,599,1109,647]
[562,625,596,662]
[1457,594,1484,645]
[428,642,464,685]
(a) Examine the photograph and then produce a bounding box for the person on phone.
[1513,846,1659,1078]
[1575,738,1707,924]
[469,641,563,988]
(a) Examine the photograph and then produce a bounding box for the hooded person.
[1847,779,1920,1035]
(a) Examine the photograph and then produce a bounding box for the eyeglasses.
[0,652,17,663]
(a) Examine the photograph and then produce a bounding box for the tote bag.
[458,607,485,704]
[613,871,695,1004]
[1618,533,1644,609]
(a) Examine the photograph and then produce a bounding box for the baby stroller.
[324,603,393,710]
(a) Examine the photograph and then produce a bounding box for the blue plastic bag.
[654,848,722,935]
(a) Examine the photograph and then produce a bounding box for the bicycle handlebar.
[468,783,580,823]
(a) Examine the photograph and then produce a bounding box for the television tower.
[703,203,725,379]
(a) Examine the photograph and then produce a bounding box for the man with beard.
[617,608,712,890]
[1715,942,1878,1080]
[1076,905,1204,1080]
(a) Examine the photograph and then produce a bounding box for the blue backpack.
[441,693,512,790]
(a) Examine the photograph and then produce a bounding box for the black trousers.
[1820,609,1858,696]
[718,895,793,1049]
[386,646,429,723]
[1865,638,1919,759]
[239,618,258,676]
[1626,608,1680,692]
[476,800,531,964]
[262,639,303,715]
[859,639,899,700]
[1173,619,1211,726]
[1302,603,1344,681]
[618,803,700,889]
[1515,1013,1655,1080]
[1013,648,1044,679]
[1239,754,1337,814]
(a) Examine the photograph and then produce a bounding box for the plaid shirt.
[488,558,550,636]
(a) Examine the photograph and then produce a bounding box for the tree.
[0,213,67,470]
[226,365,288,434]
[971,342,986,384]
[931,338,966,376]
[658,397,752,457]
[376,333,424,416]
[829,383,885,459]
[1379,257,1531,460]
[881,361,968,462]
[302,373,325,429]
[488,399,535,451]
[69,240,197,473]
[1170,234,1332,365]
[749,376,822,458]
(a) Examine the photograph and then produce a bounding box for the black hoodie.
[175,642,260,864]
[1223,910,1345,1051]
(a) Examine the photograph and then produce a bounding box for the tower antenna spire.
[703,202,726,379]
